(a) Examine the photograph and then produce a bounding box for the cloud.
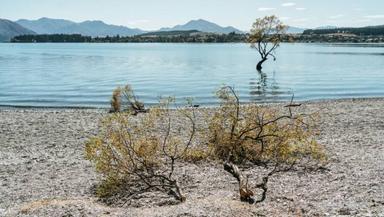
[257,7,276,11]
[296,7,306,11]
[282,2,296,7]
[329,14,344,19]
[364,15,384,19]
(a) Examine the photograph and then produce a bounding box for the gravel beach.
[1,98,383,217]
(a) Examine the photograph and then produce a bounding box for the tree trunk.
[174,180,186,202]
[224,162,255,204]
[256,57,268,71]
[168,179,186,202]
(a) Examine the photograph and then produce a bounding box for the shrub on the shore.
[88,84,325,206]
[110,85,146,114]
[206,86,326,203]
[86,97,197,204]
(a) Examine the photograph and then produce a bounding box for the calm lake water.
[0,43,383,108]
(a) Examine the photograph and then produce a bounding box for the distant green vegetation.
[281,34,384,43]
[278,25,384,43]
[11,34,92,42]
[303,25,384,36]
[11,31,247,43]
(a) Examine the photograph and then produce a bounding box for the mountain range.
[0,19,35,42]
[2,17,382,42]
[0,18,247,41]
[1,17,304,41]
[16,17,145,37]
[159,19,243,34]
[286,26,306,34]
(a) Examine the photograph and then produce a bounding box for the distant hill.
[0,19,35,42]
[303,25,384,36]
[16,18,145,37]
[17,18,75,34]
[286,26,306,34]
[159,19,243,34]
[315,25,338,30]
[60,20,145,37]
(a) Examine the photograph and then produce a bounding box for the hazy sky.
[1,0,384,30]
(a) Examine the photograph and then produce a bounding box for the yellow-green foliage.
[207,86,325,165]
[88,84,325,203]
[85,110,162,181]
[109,85,145,113]
[249,15,287,44]
[183,147,211,163]
[94,175,127,198]
[85,97,197,201]
[110,87,122,112]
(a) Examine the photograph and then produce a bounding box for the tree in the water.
[248,15,287,71]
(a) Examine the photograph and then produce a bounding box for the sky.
[1,0,384,31]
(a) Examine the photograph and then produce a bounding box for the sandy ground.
[0,98,383,217]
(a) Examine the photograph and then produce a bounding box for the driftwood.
[122,85,148,115]
[129,101,148,115]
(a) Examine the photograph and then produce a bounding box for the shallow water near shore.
[0,43,383,108]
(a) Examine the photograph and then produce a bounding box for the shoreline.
[1,96,384,111]
[3,42,384,45]
[1,98,383,216]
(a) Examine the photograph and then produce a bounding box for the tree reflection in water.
[249,71,285,102]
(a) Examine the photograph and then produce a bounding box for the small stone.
[338,207,351,215]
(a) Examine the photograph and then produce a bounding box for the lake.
[0,43,383,108]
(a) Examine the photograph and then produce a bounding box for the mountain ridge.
[159,19,243,34]
[0,19,35,42]
[16,18,145,37]
[286,26,306,34]
[7,17,384,39]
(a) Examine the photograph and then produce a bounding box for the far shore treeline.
[11,31,247,43]
[10,25,384,43]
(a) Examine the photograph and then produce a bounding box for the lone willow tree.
[248,15,287,71]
